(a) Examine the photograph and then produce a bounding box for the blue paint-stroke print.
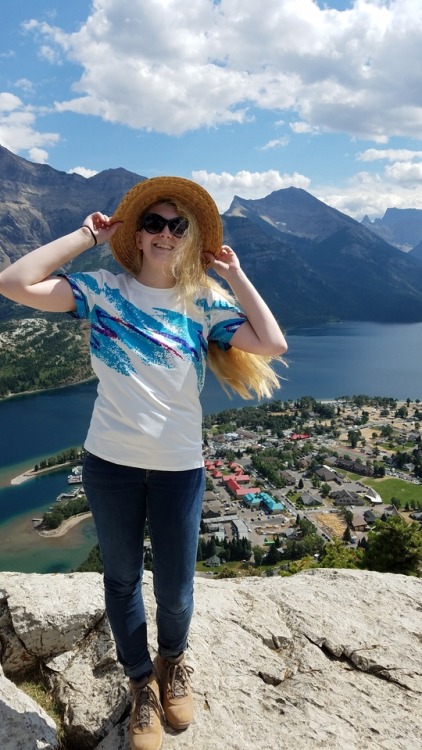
[89,304,207,387]
[67,275,246,390]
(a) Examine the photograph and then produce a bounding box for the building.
[243,493,262,508]
[205,555,221,567]
[231,519,250,538]
[281,470,296,485]
[330,489,365,506]
[202,501,222,519]
[259,492,285,514]
[300,491,321,507]
[315,466,338,482]
[335,458,374,476]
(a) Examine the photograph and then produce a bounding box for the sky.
[1,0,422,219]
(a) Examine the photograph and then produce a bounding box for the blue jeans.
[82,452,205,680]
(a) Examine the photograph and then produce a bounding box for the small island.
[33,486,90,536]
[11,447,85,485]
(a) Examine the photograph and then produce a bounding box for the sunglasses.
[140,213,189,238]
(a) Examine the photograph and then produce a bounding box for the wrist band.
[81,225,97,246]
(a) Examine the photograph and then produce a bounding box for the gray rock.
[0,569,421,750]
[0,663,58,749]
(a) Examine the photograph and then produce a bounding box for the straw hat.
[109,176,223,275]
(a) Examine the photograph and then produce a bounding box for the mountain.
[223,188,422,324]
[0,145,142,264]
[410,238,422,261]
[226,186,358,242]
[362,207,422,251]
[3,145,422,332]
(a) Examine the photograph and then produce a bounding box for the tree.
[364,516,422,576]
[342,526,352,543]
[215,566,237,579]
[319,540,361,569]
[265,543,281,565]
[252,546,264,567]
[205,476,214,491]
[340,507,353,526]
[348,429,361,449]
[144,548,153,571]
[380,424,394,438]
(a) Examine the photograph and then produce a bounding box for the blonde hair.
[139,199,286,400]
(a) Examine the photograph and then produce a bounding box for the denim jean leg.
[146,467,205,657]
[82,453,154,680]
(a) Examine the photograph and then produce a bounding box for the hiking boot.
[154,653,194,731]
[129,672,163,750]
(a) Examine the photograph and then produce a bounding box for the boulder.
[0,569,421,750]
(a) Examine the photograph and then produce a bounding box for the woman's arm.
[205,245,287,356]
[0,213,120,313]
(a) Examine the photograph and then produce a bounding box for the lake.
[1,320,422,572]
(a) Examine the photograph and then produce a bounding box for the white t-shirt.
[65,270,246,470]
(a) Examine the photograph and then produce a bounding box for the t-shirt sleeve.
[58,271,104,320]
[207,293,247,351]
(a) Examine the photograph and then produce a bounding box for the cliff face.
[0,569,421,750]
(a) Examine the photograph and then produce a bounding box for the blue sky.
[1,0,421,219]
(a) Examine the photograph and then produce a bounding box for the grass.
[364,477,422,504]
[15,672,66,747]
[334,468,422,504]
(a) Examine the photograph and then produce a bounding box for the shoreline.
[10,460,79,486]
[35,512,92,538]
[0,375,97,404]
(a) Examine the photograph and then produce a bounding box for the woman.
[0,176,287,750]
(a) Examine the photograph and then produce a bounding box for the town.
[197,394,422,574]
[37,394,422,577]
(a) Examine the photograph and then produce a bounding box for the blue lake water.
[1,320,422,572]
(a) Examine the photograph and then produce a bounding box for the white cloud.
[28,147,48,163]
[259,137,290,151]
[290,122,316,134]
[192,169,311,212]
[357,148,422,162]
[384,161,422,184]
[14,78,35,94]
[39,45,61,65]
[191,166,422,222]
[68,166,98,178]
[21,0,422,140]
[316,169,422,221]
[0,91,60,156]
[0,93,22,112]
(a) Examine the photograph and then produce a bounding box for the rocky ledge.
[0,568,421,750]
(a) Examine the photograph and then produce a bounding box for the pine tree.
[364,516,422,576]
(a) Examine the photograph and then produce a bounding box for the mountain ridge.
[2,144,422,332]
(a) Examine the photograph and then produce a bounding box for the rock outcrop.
[0,568,421,750]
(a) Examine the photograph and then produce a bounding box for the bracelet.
[81,225,97,246]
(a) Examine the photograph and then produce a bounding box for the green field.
[336,468,422,504]
[364,477,422,504]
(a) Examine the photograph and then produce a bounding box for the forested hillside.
[0,317,92,397]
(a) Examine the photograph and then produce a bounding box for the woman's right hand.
[0,212,124,313]
[81,212,123,246]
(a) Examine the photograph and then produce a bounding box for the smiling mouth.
[154,242,173,250]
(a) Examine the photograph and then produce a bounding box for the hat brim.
[109,176,223,276]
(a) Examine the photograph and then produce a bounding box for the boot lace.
[132,684,163,729]
[167,662,194,699]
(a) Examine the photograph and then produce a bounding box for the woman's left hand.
[204,245,241,278]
